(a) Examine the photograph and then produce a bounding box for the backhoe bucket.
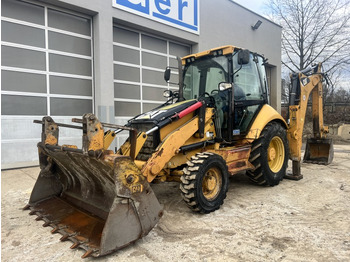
[25,115,162,258]
[304,138,334,165]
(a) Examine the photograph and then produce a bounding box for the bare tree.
[281,75,292,103]
[266,0,350,77]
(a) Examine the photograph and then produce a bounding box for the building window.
[113,26,191,119]
[1,0,94,116]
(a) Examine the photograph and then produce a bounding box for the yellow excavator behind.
[24,45,333,258]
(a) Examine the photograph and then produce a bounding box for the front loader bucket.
[25,143,162,258]
[303,138,334,165]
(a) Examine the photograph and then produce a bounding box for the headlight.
[163,90,173,98]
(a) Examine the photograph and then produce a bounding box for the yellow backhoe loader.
[24,45,333,258]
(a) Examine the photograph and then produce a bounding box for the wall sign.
[113,0,199,34]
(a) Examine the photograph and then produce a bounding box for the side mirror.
[238,49,250,65]
[219,82,232,91]
[164,67,171,82]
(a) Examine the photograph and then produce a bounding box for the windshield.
[183,56,228,100]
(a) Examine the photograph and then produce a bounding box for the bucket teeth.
[42,221,51,227]
[70,242,80,249]
[81,249,94,259]
[51,227,59,234]
[60,234,70,241]
[25,137,163,259]
[35,215,43,221]
[23,204,31,210]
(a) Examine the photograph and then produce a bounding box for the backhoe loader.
[24,45,333,258]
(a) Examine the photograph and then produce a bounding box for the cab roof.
[181,45,241,65]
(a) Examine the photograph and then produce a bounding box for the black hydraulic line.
[179,140,215,153]
[178,56,184,101]
[289,73,300,106]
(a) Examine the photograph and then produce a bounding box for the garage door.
[113,25,191,145]
[1,0,93,168]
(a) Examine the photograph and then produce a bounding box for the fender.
[245,104,288,141]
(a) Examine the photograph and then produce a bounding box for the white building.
[1,0,282,168]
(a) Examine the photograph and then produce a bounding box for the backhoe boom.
[286,63,334,180]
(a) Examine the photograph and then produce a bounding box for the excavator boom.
[286,63,334,180]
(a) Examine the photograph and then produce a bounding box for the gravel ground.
[2,144,350,262]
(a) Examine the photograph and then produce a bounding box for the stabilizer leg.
[284,160,303,181]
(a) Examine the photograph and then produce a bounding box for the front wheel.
[246,122,289,186]
[180,152,229,213]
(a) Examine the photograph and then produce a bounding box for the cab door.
[231,53,268,137]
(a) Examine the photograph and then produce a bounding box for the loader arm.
[142,107,214,182]
[286,63,333,179]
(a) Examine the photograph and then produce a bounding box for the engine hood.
[129,99,197,125]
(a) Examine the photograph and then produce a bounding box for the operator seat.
[233,84,246,100]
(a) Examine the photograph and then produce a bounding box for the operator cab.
[180,48,269,142]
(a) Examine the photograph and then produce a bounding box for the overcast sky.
[232,0,267,16]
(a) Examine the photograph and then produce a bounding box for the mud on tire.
[180,152,229,213]
[246,122,289,186]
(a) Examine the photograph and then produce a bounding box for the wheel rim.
[202,167,222,201]
[268,136,285,173]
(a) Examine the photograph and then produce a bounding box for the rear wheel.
[180,152,229,213]
[246,122,289,186]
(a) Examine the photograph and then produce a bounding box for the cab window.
[183,56,228,100]
[233,53,264,100]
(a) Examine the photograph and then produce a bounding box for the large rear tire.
[180,152,229,213]
[246,122,289,186]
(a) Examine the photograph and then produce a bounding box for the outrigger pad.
[284,160,303,181]
[304,138,334,165]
